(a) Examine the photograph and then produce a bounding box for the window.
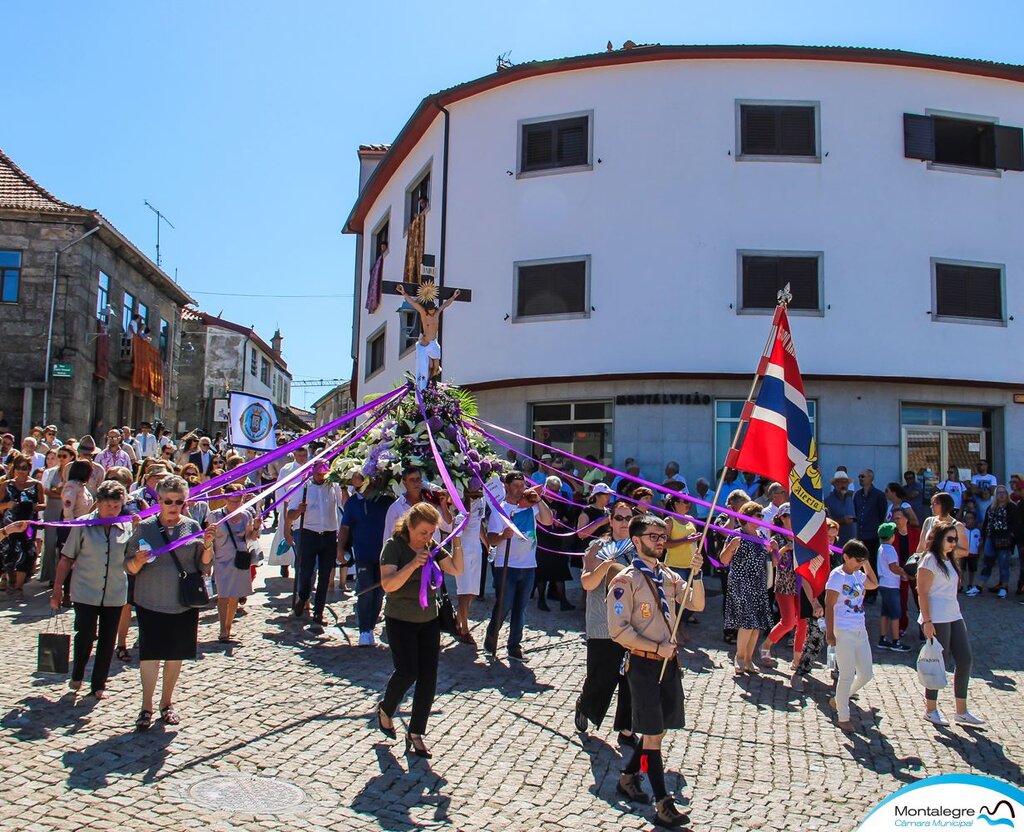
[122,292,136,333]
[96,271,110,320]
[519,114,591,174]
[365,325,386,379]
[372,216,390,261]
[406,170,430,226]
[513,256,590,322]
[530,400,613,464]
[260,356,270,385]
[0,250,21,303]
[137,301,149,331]
[904,113,1024,171]
[715,399,817,476]
[901,404,993,498]
[399,308,419,356]
[250,347,257,376]
[932,260,1004,324]
[739,252,822,313]
[738,103,819,160]
[159,319,169,359]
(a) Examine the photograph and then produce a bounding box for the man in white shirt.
[286,460,346,631]
[95,430,132,471]
[120,427,138,465]
[382,466,453,548]
[19,436,46,473]
[936,467,966,513]
[132,421,159,459]
[483,471,553,662]
[970,461,998,496]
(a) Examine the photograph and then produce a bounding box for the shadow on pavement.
[350,743,450,832]
[62,728,174,789]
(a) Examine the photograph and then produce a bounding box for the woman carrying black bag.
[376,502,463,759]
[209,483,259,644]
[125,474,214,731]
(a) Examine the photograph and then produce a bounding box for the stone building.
[177,308,292,436]
[311,382,354,428]
[0,149,194,439]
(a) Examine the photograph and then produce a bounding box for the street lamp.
[43,223,101,425]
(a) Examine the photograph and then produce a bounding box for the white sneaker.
[998,588,1008,599]
[954,711,986,726]
[964,586,981,597]
[924,708,950,726]
[358,631,376,647]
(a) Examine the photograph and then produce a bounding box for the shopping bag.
[916,638,947,690]
[37,614,70,674]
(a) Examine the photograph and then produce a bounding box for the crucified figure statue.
[396,284,461,389]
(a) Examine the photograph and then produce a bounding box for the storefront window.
[901,404,993,495]
[714,398,816,477]
[530,400,613,465]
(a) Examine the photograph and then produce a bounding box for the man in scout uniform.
[607,513,701,829]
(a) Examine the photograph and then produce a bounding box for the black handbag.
[37,613,70,674]
[437,581,458,637]
[226,522,253,570]
[902,552,923,579]
[161,526,214,608]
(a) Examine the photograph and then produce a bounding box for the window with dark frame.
[96,271,110,320]
[122,291,136,332]
[515,259,588,320]
[934,262,1003,322]
[741,255,821,311]
[366,327,386,378]
[520,115,590,173]
[159,319,169,359]
[0,250,22,303]
[250,347,257,376]
[373,218,390,261]
[137,300,149,331]
[399,309,419,355]
[739,104,817,158]
[408,173,430,224]
[260,356,270,385]
[904,113,1024,171]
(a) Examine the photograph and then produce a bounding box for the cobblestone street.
[1,535,1022,832]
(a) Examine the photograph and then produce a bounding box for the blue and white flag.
[229,391,278,452]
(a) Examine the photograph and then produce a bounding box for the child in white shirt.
[875,523,911,652]
[961,511,981,593]
[826,539,880,732]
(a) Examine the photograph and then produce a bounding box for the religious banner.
[228,391,278,452]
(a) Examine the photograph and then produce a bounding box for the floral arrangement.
[327,380,507,497]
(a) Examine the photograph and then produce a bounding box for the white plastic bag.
[917,638,948,690]
[826,645,837,672]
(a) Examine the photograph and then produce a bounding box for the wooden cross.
[381,280,473,304]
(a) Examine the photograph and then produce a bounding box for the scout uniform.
[607,558,687,735]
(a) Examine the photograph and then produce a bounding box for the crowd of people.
[1,419,1021,829]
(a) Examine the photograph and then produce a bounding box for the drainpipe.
[43,224,100,425]
[436,103,451,350]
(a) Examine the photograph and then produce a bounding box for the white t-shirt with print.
[971,473,998,491]
[826,566,868,631]
[885,501,912,521]
[936,480,965,510]
[917,553,963,625]
[966,528,981,555]
[876,543,901,589]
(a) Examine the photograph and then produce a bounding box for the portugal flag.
[730,306,831,594]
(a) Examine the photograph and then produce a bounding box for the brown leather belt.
[629,648,662,661]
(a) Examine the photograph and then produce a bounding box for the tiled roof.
[0,148,90,215]
[358,144,391,153]
[181,306,290,374]
[345,44,1024,233]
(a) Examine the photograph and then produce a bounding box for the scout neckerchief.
[632,555,672,626]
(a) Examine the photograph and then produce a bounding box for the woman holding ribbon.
[125,474,214,731]
[376,502,463,758]
[1,453,45,600]
[39,445,74,585]
[50,480,133,698]
[209,483,260,643]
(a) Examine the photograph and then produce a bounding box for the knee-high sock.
[645,750,667,801]
[622,743,644,775]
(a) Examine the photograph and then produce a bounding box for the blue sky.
[4,1,1022,408]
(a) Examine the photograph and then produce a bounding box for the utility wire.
[187,290,353,298]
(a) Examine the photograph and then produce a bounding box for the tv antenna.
[144,200,175,267]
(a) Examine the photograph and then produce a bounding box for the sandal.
[159,705,181,725]
[116,646,130,662]
[92,689,107,700]
[136,710,153,732]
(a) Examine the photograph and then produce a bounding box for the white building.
[344,45,1023,490]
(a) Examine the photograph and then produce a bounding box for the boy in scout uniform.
[607,513,702,829]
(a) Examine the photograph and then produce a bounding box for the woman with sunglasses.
[720,501,774,675]
[0,454,45,599]
[125,474,215,731]
[575,503,637,747]
[39,446,74,585]
[209,483,260,643]
[971,486,1019,599]
[917,520,984,726]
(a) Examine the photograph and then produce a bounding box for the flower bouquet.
[328,379,507,497]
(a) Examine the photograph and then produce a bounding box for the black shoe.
[616,772,651,804]
[405,733,432,758]
[508,646,526,663]
[654,796,689,827]
[483,634,497,656]
[376,704,396,739]
[280,566,290,578]
[617,731,639,748]
[574,698,589,733]
[538,598,551,611]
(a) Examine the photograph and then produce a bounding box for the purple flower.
[479,461,492,477]
[443,424,459,442]
[427,415,444,433]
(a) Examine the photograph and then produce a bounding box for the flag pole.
[658,286,792,682]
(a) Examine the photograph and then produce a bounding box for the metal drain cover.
[187,774,306,813]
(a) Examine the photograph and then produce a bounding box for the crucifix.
[382,269,472,390]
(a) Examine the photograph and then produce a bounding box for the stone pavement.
[1,535,1022,832]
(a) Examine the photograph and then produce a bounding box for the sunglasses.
[14,465,31,471]
[944,535,958,543]
[161,499,185,506]
[611,514,633,522]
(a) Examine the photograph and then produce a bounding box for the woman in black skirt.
[535,476,575,611]
[125,474,214,731]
